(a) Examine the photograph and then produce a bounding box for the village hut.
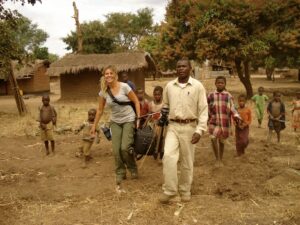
[0,60,50,95]
[47,52,157,100]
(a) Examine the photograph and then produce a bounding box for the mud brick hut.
[47,52,157,100]
[0,60,50,95]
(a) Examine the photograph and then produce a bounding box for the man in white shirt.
[159,58,208,203]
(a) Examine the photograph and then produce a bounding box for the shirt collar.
[214,90,228,94]
[173,76,194,86]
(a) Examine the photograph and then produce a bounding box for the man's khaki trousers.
[162,122,196,197]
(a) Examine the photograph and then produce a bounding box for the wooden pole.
[72,1,83,53]
[8,61,27,116]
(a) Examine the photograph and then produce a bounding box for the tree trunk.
[266,67,274,81]
[7,61,27,116]
[72,1,83,53]
[298,68,300,82]
[234,58,253,98]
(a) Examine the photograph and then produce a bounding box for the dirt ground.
[0,77,300,225]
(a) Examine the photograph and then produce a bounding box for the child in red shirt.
[136,88,149,128]
[235,94,252,156]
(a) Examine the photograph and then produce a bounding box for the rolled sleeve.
[195,85,208,135]
[162,83,170,109]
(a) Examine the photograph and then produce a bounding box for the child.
[251,87,269,128]
[149,86,164,159]
[149,86,164,121]
[75,108,99,168]
[292,91,300,132]
[136,88,149,128]
[207,76,240,166]
[267,91,286,143]
[235,94,252,156]
[39,94,57,155]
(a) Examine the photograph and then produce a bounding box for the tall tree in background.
[105,8,154,51]
[195,1,269,98]
[137,25,160,57]
[62,21,115,54]
[63,8,154,54]
[254,0,300,81]
[0,14,49,63]
[72,1,83,53]
[158,0,300,97]
[0,0,42,115]
[158,0,198,68]
[267,0,300,81]
[13,15,48,54]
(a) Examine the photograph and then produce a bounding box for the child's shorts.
[40,122,54,141]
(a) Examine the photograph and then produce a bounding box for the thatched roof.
[0,60,50,80]
[47,52,157,77]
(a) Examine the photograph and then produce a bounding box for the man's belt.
[170,119,197,124]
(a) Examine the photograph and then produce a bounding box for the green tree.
[63,8,155,54]
[0,15,48,58]
[137,24,160,55]
[12,16,48,53]
[257,0,300,81]
[0,14,49,72]
[158,0,300,97]
[32,46,59,62]
[105,8,154,51]
[62,20,115,54]
[270,0,300,81]
[196,1,272,97]
[0,0,42,115]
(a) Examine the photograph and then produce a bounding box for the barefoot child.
[235,94,252,156]
[292,91,300,132]
[251,87,268,128]
[267,91,286,143]
[207,76,240,166]
[136,88,149,128]
[39,94,57,155]
[75,108,99,167]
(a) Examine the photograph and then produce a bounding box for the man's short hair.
[177,57,191,68]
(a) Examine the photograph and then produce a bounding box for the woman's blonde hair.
[100,65,118,94]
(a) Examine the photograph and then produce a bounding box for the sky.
[5,0,168,56]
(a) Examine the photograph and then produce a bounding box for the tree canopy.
[0,15,49,60]
[63,8,155,54]
[157,0,300,97]
[0,14,56,80]
[0,0,57,65]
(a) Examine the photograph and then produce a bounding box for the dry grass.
[0,77,300,225]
